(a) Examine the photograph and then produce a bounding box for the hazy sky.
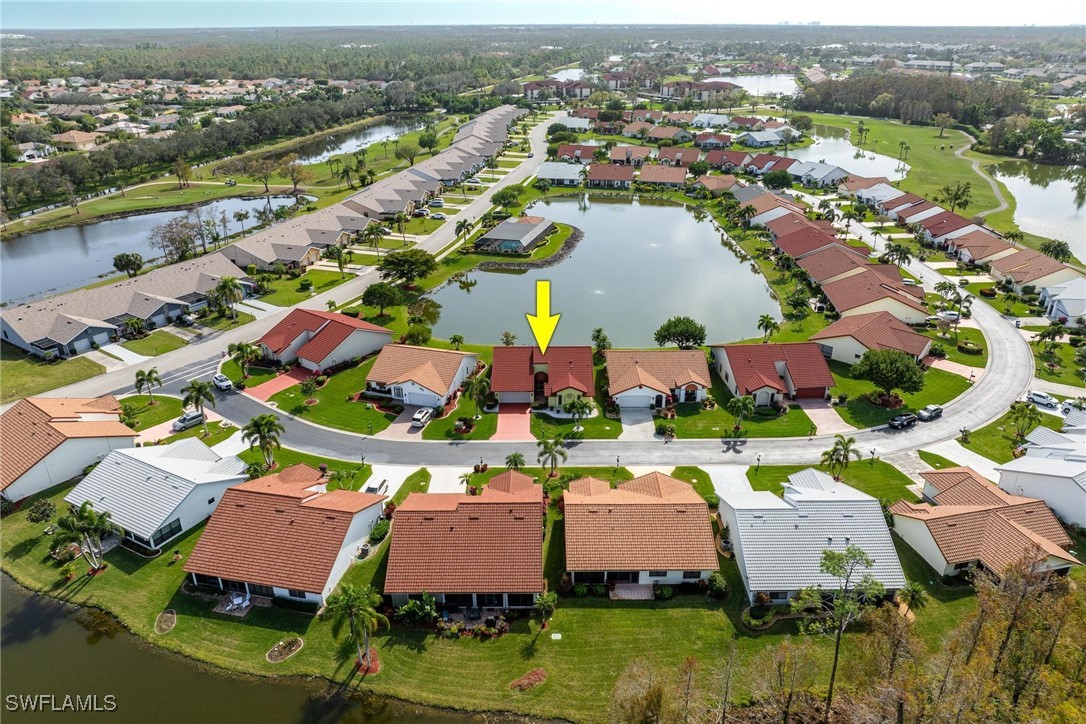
[5,0,1086,30]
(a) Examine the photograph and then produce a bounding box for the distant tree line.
[795,74,1031,128]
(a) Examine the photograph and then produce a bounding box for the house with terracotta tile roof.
[795,245,879,284]
[693,132,732,149]
[821,268,930,324]
[772,226,855,259]
[1,396,137,502]
[604,349,712,409]
[706,150,752,171]
[890,467,1080,579]
[656,147,701,167]
[898,201,946,226]
[185,464,387,604]
[586,164,635,189]
[555,143,599,163]
[837,175,891,196]
[811,311,932,364]
[728,116,765,131]
[384,471,545,608]
[365,344,478,408]
[621,121,654,138]
[916,211,985,245]
[988,249,1080,294]
[646,126,693,143]
[720,468,905,604]
[64,439,247,551]
[563,473,718,586]
[946,230,1018,265]
[609,144,652,167]
[257,308,392,372]
[638,165,688,187]
[710,343,834,406]
[491,346,593,407]
[691,174,741,197]
[746,193,805,228]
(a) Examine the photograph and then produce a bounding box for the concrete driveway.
[245,367,309,402]
[794,398,856,436]
[701,465,753,496]
[137,408,223,445]
[99,343,151,365]
[366,464,421,501]
[618,408,657,441]
[493,404,533,441]
[374,405,427,441]
[428,466,471,493]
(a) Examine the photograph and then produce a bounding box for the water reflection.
[785,125,909,181]
[279,120,425,165]
[990,161,1086,260]
[705,74,799,97]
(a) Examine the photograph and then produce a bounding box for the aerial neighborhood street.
[1,14,1084,724]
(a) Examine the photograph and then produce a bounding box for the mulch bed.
[303,399,319,406]
[356,647,381,675]
[154,609,176,634]
[510,669,547,691]
[266,636,304,663]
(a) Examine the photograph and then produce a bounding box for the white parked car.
[430,212,447,220]
[171,410,205,432]
[936,311,961,322]
[212,373,233,391]
[411,408,433,428]
[1026,391,1058,408]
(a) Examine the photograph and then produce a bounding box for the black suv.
[889,413,918,429]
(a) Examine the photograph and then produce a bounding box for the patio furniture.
[231,593,244,606]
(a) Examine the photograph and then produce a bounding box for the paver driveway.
[493,404,533,441]
[245,367,309,402]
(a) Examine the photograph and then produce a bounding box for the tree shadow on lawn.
[6,533,45,562]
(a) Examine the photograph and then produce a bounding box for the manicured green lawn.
[1032,340,1085,387]
[670,370,816,438]
[237,446,374,484]
[0,342,104,403]
[829,361,972,428]
[199,310,256,331]
[922,327,988,368]
[220,360,279,387]
[964,283,1033,318]
[671,466,718,506]
[120,395,184,432]
[531,407,622,439]
[422,396,497,441]
[391,468,431,505]
[917,450,959,470]
[960,408,1064,464]
[159,420,237,448]
[268,357,397,435]
[260,270,353,307]
[748,461,918,503]
[120,330,188,357]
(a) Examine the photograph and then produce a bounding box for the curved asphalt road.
[34,109,1035,467]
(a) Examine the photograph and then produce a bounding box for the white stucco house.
[603,349,712,409]
[365,344,478,408]
[1,396,137,503]
[185,464,387,605]
[1040,277,1086,322]
[257,308,392,372]
[64,438,247,551]
[997,422,1086,528]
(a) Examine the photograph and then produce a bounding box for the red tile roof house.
[365,344,479,409]
[706,150,752,171]
[728,116,766,131]
[1,396,136,503]
[916,211,985,246]
[811,311,932,365]
[184,464,387,605]
[384,471,545,609]
[821,268,931,325]
[746,193,805,228]
[646,125,693,144]
[989,250,1080,294]
[691,174,741,197]
[638,165,689,188]
[491,346,594,407]
[890,467,1080,579]
[621,121,654,138]
[563,473,718,587]
[587,164,635,189]
[555,143,598,164]
[656,147,702,167]
[945,230,1018,265]
[797,245,890,285]
[746,154,796,175]
[609,144,652,167]
[604,349,712,409]
[257,308,393,373]
[694,132,732,149]
[710,343,835,407]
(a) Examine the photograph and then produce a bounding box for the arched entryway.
[534,371,549,403]
[683,384,699,403]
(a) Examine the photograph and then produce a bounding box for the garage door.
[617,393,654,409]
[93,332,112,347]
[72,337,92,353]
[794,387,826,399]
[499,391,532,404]
[405,391,442,408]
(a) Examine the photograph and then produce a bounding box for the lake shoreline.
[0,572,559,724]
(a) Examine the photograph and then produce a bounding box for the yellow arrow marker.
[526,280,560,354]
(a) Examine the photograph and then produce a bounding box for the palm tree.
[820,434,862,480]
[735,204,756,227]
[241,414,285,467]
[1004,230,1024,246]
[123,316,146,338]
[181,379,216,437]
[320,583,387,672]
[725,395,755,432]
[463,374,491,418]
[536,435,568,477]
[1008,401,1042,440]
[757,314,780,342]
[232,210,249,234]
[393,212,408,243]
[885,242,913,268]
[897,581,927,618]
[338,160,355,189]
[446,333,465,350]
[227,341,260,378]
[134,367,162,404]
[361,224,384,258]
[214,276,244,320]
[52,501,121,570]
[454,218,472,243]
[564,397,594,432]
[505,452,525,470]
